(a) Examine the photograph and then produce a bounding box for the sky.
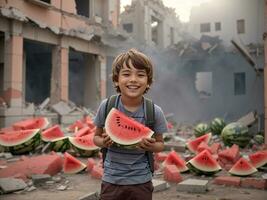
[120,0,212,22]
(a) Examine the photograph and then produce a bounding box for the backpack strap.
[101,94,119,165]
[143,97,155,173]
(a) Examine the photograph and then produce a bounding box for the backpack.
[101,94,155,173]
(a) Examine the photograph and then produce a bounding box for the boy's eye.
[122,73,130,76]
[138,73,146,77]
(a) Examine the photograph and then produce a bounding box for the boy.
[93,48,168,200]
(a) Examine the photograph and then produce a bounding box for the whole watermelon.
[194,123,210,137]
[221,122,251,148]
[210,118,226,135]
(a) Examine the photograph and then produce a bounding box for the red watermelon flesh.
[12,117,49,130]
[69,134,99,150]
[105,108,154,145]
[186,133,212,153]
[63,152,86,174]
[218,144,240,163]
[73,127,94,137]
[197,142,212,154]
[41,125,65,142]
[163,150,188,172]
[66,120,85,132]
[0,129,40,146]
[188,149,221,172]
[229,157,257,176]
[210,143,221,154]
[249,150,267,168]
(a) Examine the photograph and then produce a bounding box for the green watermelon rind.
[187,150,221,175]
[221,122,250,148]
[69,136,99,157]
[186,162,221,176]
[49,136,70,152]
[210,118,226,135]
[194,123,210,137]
[229,157,258,176]
[7,133,42,154]
[105,108,154,146]
[0,129,40,147]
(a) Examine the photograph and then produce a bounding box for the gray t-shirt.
[94,96,168,185]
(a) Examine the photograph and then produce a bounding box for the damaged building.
[0,0,126,127]
[120,0,181,49]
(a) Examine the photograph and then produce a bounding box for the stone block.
[177,179,209,193]
[152,179,169,192]
[0,178,27,193]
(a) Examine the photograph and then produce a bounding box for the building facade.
[0,0,121,126]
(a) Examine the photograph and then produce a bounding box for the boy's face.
[116,60,148,99]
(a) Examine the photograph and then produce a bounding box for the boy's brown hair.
[112,48,154,93]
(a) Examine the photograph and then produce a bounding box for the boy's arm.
[93,127,113,148]
[138,133,164,152]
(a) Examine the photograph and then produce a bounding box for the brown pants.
[100,181,154,200]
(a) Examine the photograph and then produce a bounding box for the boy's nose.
[129,74,137,81]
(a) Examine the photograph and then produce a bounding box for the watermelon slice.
[0,129,41,154]
[163,150,188,172]
[69,134,99,157]
[12,117,49,130]
[218,144,240,163]
[66,120,85,132]
[73,127,93,137]
[229,157,257,176]
[63,152,86,174]
[187,149,221,175]
[105,108,154,145]
[248,150,267,168]
[196,142,212,154]
[41,125,65,142]
[186,133,212,153]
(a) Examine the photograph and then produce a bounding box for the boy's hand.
[137,138,156,151]
[102,132,113,147]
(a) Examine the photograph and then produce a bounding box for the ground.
[1,172,267,200]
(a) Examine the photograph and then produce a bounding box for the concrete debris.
[152,179,170,192]
[57,184,68,191]
[39,98,50,111]
[0,178,27,194]
[176,179,209,193]
[237,111,257,127]
[31,174,52,185]
[0,7,28,22]
[51,101,73,115]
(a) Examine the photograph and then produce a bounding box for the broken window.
[39,0,50,3]
[200,23,211,33]
[195,72,212,98]
[215,22,221,31]
[234,72,246,95]
[24,40,52,104]
[75,0,90,18]
[123,23,133,33]
[237,19,245,34]
[151,16,159,45]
